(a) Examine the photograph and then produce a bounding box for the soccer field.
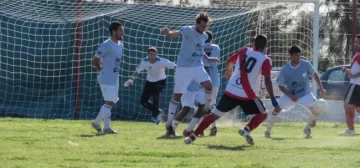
[1,118,360,168]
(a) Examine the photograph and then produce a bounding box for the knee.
[172,93,181,102]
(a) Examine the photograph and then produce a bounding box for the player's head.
[109,22,124,41]
[195,11,211,33]
[147,46,158,61]
[205,30,213,43]
[289,45,302,64]
[254,34,267,51]
[355,35,360,51]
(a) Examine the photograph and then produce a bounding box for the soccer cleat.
[209,126,217,136]
[184,134,197,144]
[339,129,355,136]
[165,125,176,137]
[304,127,312,139]
[264,131,271,138]
[103,128,118,134]
[183,129,193,137]
[91,122,103,133]
[151,117,160,125]
[238,128,254,145]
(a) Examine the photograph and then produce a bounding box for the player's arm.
[93,43,110,71]
[161,58,177,69]
[204,52,220,63]
[262,59,279,108]
[161,27,181,38]
[307,62,325,97]
[224,52,238,79]
[124,60,144,87]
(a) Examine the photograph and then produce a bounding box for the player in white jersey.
[171,81,206,136]
[91,22,124,134]
[124,46,176,125]
[340,35,360,136]
[264,45,325,139]
[161,11,219,136]
[184,35,281,145]
[203,30,221,136]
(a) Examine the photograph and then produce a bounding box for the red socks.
[246,113,267,132]
[194,114,217,135]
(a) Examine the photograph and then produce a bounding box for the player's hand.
[289,95,298,102]
[161,27,169,36]
[274,106,282,112]
[341,67,347,72]
[124,79,134,87]
[224,70,232,79]
[319,88,326,98]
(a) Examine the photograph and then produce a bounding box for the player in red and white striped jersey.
[341,35,360,136]
[184,35,281,145]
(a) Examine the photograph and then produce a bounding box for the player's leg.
[341,84,360,136]
[95,85,118,134]
[140,81,159,123]
[297,92,317,138]
[184,104,205,136]
[172,91,196,133]
[166,67,192,135]
[150,79,166,124]
[238,97,267,145]
[209,84,219,136]
[265,94,295,138]
[184,94,238,144]
[196,66,213,112]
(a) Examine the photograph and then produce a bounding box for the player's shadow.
[207,144,248,151]
[269,137,297,141]
[78,133,105,138]
[156,135,182,140]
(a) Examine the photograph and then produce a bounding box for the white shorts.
[181,89,206,107]
[174,66,210,94]
[278,92,316,110]
[100,85,119,103]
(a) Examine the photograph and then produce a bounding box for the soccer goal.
[0,0,320,122]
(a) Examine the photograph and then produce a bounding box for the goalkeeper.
[125,47,176,124]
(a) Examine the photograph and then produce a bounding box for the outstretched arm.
[161,27,181,38]
[92,57,102,72]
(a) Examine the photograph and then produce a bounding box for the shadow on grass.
[207,144,248,151]
[78,133,105,138]
[156,135,182,140]
[269,137,298,141]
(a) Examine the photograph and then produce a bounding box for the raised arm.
[161,27,181,38]
[124,60,144,87]
[161,58,177,69]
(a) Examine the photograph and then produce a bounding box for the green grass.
[1,118,360,168]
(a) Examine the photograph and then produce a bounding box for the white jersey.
[350,53,360,85]
[177,26,208,67]
[95,39,124,87]
[136,56,176,82]
[225,47,272,100]
[203,43,221,88]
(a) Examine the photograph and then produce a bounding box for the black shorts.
[344,83,360,106]
[142,79,166,95]
[215,94,266,115]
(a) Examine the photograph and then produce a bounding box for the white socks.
[166,99,179,127]
[205,90,212,110]
[266,112,278,132]
[186,117,200,131]
[94,104,112,129]
[102,105,112,129]
[210,87,219,106]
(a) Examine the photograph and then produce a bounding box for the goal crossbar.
[249,0,319,3]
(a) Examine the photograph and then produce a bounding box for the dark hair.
[289,45,301,55]
[205,30,213,43]
[196,11,211,24]
[148,46,158,53]
[254,34,267,50]
[109,22,122,35]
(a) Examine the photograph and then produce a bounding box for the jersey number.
[243,56,257,73]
